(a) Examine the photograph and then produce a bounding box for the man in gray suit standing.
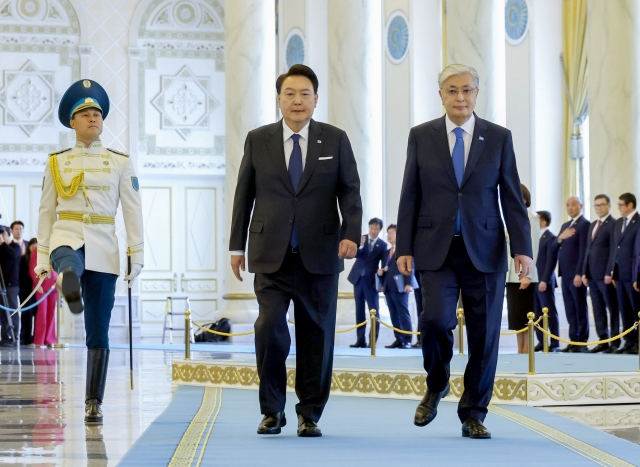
[229,65,362,437]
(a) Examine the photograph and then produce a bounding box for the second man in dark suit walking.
[229,65,362,437]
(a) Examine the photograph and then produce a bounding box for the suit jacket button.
[451,216,456,221]
[289,220,293,223]
[294,197,298,202]
[458,193,462,197]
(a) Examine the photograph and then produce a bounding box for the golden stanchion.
[370,309,377,358]
[52,294,68,349]
[185,310,191,360]
[457,308,464,355]
[542,307,549,354]
[527,312,535,375]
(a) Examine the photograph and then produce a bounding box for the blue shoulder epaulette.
[107,148,129,157]
[48,148,72,157]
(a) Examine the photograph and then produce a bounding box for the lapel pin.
[317,140,322,143]
[479,136,484,141]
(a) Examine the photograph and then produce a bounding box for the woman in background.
[20,238,38,345]
[506,184,540,353]
[29,238,58,347]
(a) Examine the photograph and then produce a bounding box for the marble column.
[218,1,276,326]
[328,0,383,326]
[587,0,640,211]
[445,0,506,126]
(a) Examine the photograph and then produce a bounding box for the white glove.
[125,263,143,288]
[34,264,51,279]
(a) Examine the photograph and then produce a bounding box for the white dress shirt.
[622,210,637,233]
[591,213,610,238]
[539,227,548,238]
[445,113,475,167]
[283,120,310,169]
[230,120,310,256]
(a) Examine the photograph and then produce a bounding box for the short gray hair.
[438,64,480,89]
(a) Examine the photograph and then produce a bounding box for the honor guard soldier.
[35,79,144,424]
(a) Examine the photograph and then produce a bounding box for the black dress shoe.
[349,342,367,348]
[257,412,286,435]
[560,344,574,353]
[534,342,543,352]
[58,268,83,314]
[603,345,616,353]
[548,345,560,352]
[297,415,322,437]
[623,344,639,354]
[414,383,450,427]
[587,343,609,353]
[385,340,401,349]
[461,417,491,439]
[570,345,587,353]
[412,341,421,348]
[614,344,632,354]
[399,342,412,349]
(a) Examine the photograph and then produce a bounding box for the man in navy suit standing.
[607,193,640,354]
[581,195,618,353]
[396,64,532,439]
[347,218,387,348]
[534,211,559,352]
[557,197,590,352]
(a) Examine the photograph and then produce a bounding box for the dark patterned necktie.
[289,134,303,248]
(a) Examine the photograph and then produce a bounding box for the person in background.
[505,184,539,354]
[19,238,38,346]
[347,218,387,348]
[11,221,27,256]
[29,238,58,347]
[0,225,21,347]
[534,211,560,352]
[557,197,590,352]
[581,195,618,353]
[380,224,416,349]
[412,273,423,348]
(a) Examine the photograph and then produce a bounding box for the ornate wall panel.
[185,187,216,272]
[140,186,172,271]
[132,0,225,175]
[0,0,80,169]
[0,185,16,223]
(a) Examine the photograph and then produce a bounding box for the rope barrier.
[191,319,370,338]
[0,280,53,315]
[376,318,420,335]
[535,321,639,346]
[500,316,543,336]
[335,320,368,334]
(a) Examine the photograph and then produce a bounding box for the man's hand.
[404,284,413,293]
[634,282,639,292]
[231,255,245,281]
[377,268,384,277]
[604,275,613,285]
[557,228,576,243]
[338,240,358,259]
[538,281,547,292]
[125,263,143,288]
[581,275,588,287]
[573,274,582,288]
[397,255,413,275]
[360,235,367,247]
[519,277,531,290]
[514,255,533,279]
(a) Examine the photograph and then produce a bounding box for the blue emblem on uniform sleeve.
[131,176,139,191]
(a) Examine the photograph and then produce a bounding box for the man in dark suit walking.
[396,64,532,439]
[229,65,362,437]
[534,211,559,352]
[557,197,590,352]
[607,193,639,354]
[380,224,416,349]
[347,218,387,348]
[581,195,618,353]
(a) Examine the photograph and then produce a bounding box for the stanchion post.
[542,307,549,354]
[527,312,535,375]
[370,309,376,358]
[185,310,191,360]
[457,308,464,355]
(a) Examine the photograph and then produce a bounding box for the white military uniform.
[37,141,144,275]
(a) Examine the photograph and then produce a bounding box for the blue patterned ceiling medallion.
[386,11,409,64]
[505,0,529,46]
[285,30,305,68]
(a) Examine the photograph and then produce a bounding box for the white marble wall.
[220,0,276,322]
[587,0,640,210]
[446,0,506,126]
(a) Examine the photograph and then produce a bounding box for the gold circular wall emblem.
[83,80,91,88]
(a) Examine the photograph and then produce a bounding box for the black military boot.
[57,268,83,314]
[85,348,109,424]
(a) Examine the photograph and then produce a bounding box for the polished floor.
[0,346,639,465]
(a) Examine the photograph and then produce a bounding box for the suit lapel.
[266,120,295,195]
[296,119,322,194]
[430,116,458,188]
[461,115,489,188]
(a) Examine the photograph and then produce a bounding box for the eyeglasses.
[617,203,627,207]
[441,88,478,97]
[594,204,608,208]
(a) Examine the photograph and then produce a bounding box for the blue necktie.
[622,216,628,235]
[289,134,303,248]
[452,127,465,235]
